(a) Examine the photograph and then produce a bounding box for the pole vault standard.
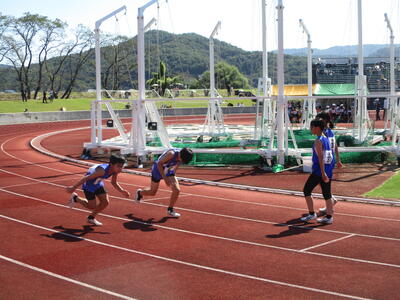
[299,18,315,128]
[353,0,371,143]
[384,13,396,137]
[254,0,273,140]
[203,21,225,136]
[132,0,159,155]
[276,0,285,164]
[93,5,127,146]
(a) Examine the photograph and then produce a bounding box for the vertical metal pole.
[94,28,101,145]
[207,21,221,135]
[384,13,395,134]
[135,13,146,154]
[276,0,285,164]
[133,0,157,154]
[299,19,313,127]
[262,0,268,95]
[93,5,126,146]
[357,0,365,141]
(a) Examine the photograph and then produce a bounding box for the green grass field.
[364,172,400,200]
[0,97,255,113]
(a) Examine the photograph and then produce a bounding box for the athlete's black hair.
[310,119,325,132]
[180,147,193,164]
[316,112,334,129]
[109,153,126,165]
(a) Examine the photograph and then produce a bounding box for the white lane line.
[4,134,400,223]
[177,193,400,222]
[300,234,356,252]
[0,254,136,300]
[0,187,399,269]
[141,196,172,203]
[1,165,400,244]
[0,214,372,300]
[0,177,70,189]
[144,201,400,242]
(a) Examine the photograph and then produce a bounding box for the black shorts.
[83,186,107,201]
[303,173,332,200]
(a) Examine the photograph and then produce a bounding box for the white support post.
[299,19,314,128]
[204,21,225,137]
[354,0,370,143]
[276,0,285,164]
[94,27,102,145]
[255,0,273,140]
[132,0,158,155]
[93,5,127,146]
[384,13,395,137]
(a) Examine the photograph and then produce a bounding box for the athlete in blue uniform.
[135,147,193,217]
[316,112,343,214]
[301,119,335,224]
[66,154,130,226]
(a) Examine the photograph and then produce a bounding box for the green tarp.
[314,83,363,96]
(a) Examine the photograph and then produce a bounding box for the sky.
[1,0,400,51]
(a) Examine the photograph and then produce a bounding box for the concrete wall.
[0,106,257,125]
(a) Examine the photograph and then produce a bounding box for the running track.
[1,117,399,299]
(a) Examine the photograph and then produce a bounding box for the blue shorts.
[151,163,175,183]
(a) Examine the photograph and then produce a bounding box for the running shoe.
[317,216,333,224]
[87,217,103,226]
[319,198,338,214]
[68,192,78,208]
[300,213,317,222]
[135,189,143,203]
[167,209,181,218]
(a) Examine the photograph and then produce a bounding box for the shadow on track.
[40,225,110,242]
[266,216,328,239]
[123,213,171,232]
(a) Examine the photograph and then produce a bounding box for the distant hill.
[0,30,397,92]
[0,64,12,69]
[282,44,400,57]
[0,30,308,91]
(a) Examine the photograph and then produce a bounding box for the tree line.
[0,13,309,101]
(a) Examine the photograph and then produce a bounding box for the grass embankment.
[364,172,400,200]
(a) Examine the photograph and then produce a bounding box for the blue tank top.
[154,148,180,175]
[324,128,336,164]
[82,163,112,192]
[312,135,334,179]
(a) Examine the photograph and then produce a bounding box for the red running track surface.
[1,119,400,300]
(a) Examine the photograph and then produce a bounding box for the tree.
[101,34,133,91]
[60,25,94,99]
[1,13,44,101]
[197,61,250,91]
[0,13,68,101]
[0,15,10,63]
[32,17,66,100]
[146,61,181,96]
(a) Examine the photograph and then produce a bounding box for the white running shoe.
[167,209,181,218]
[68,192,78,208]
[87,217,103,226]
[300,213,317,222]
[317,216,333,224]
[135,189,143,203]
[319,198,338,214]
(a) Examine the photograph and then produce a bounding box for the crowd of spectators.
[288,101,353,124]
[318,103,352,123]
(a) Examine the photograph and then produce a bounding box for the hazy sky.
[1,0,399,51]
